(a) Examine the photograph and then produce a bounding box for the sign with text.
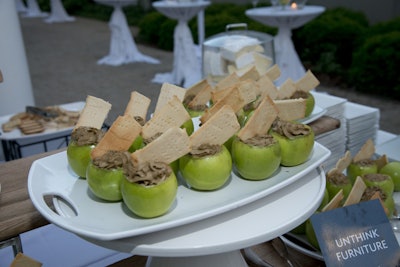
[311,199,400,267]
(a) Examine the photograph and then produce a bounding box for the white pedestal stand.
[95,0,160,66]
[44,0,75,23]
[23,0,48,18]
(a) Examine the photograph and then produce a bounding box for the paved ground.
[20,16,400,135]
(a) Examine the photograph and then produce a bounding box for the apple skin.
[181,119,194,136]
[270,125,314,167]
[305,217,320,250]
[187,109,204,118]
[128,135,144,153]
[326,174,352,204]
[86,163,124,201]
[231,137,281,180]
[362,173,394,198]
[67,141,95,178]
[379,162,400,191]
[179,145,232,191]
[305,93,315,117]
[347,161,378,184]
[121,172,178,218]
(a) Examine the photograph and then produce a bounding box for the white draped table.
[152,1,210,88]
[95,0,160,66]
[44,0,75,23]
[246,6,325,85]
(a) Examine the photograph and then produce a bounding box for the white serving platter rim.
[28,142,331,241]
[298,104,326,124]
[0,102,84,141]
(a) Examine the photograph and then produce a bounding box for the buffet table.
[246,5,325,85]
[152,1,210,88]
[95,0,160,66]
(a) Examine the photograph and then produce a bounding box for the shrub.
[293,8,369,77]
[349,31,400,99]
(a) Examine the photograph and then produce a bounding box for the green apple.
[326,173,352,204]
[379,162,400,191]
[121,172,178,218]
[231,136,281,180]
[270,124,314,167]
[305,93,315,117]
[170,159,179,176]
[187,109,204,118]
[362,173,394,198]
[179,145,232,190]
[318,188,330,211]
[128,135,144,153]
[67,141,95,178]
[347,159,378,184]
[362,186,395,217]
[86,162,124,201]
[181,119,194,136]
[305,217,320,250]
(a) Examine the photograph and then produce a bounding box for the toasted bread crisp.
[295,70,320,92]
[343,176,367,206]
[154,83,186,116]
[273,98,307,121]
[322,189,344,212]
[237,79,258,105]
[264,64,281,81]
[185,79,210,99]
[190,105,240,148]
[187,84,212,110]
[327,151,352,177]
[142,96,190,141]
[238,65,260,81]
[277,78,297,100]
[256,74,279,100]
[353,139,375,162]
[91,115,142,159]
[124,91,151,123]
[131,127,191,166]
[74,95,111,130]
[213,72,240,91]
[238,96,278,141]
[201,86,245,124]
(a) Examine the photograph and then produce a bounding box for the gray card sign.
[311,199,400,267]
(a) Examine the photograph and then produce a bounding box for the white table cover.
[22,0,48,18]
[152,1,210,88]
[44,0,75,23]
[246,6,325,85]
[95,0,160,66]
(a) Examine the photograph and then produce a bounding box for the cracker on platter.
[213,72,240,91]
[277,78,297,100]
[201,86,245,124]
[273,98,307,121]
[141,95,190,141]
[327,150,352,177]
[91,115,142,159]
[185,79,210,99]
[322,189,344,212]
[154,83,186,116]
[190,105,240,148]
[74,95,111,130]
[343,176,367,207]
[352,139,375,162]
[264,64,281,81]
[237,96,278,141]
[295,70,320,92]
[124,91,151,123]
[256,74,279,100]
[187,84,212,109]
[238,65,260,81]
[131,127,191,166]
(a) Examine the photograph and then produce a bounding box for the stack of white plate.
[344,102,380,156]
[312,92,348,170]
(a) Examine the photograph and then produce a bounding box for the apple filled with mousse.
[67,95,111,178]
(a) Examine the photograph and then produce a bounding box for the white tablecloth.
[95,0,160,66]
[152,1,210,88]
